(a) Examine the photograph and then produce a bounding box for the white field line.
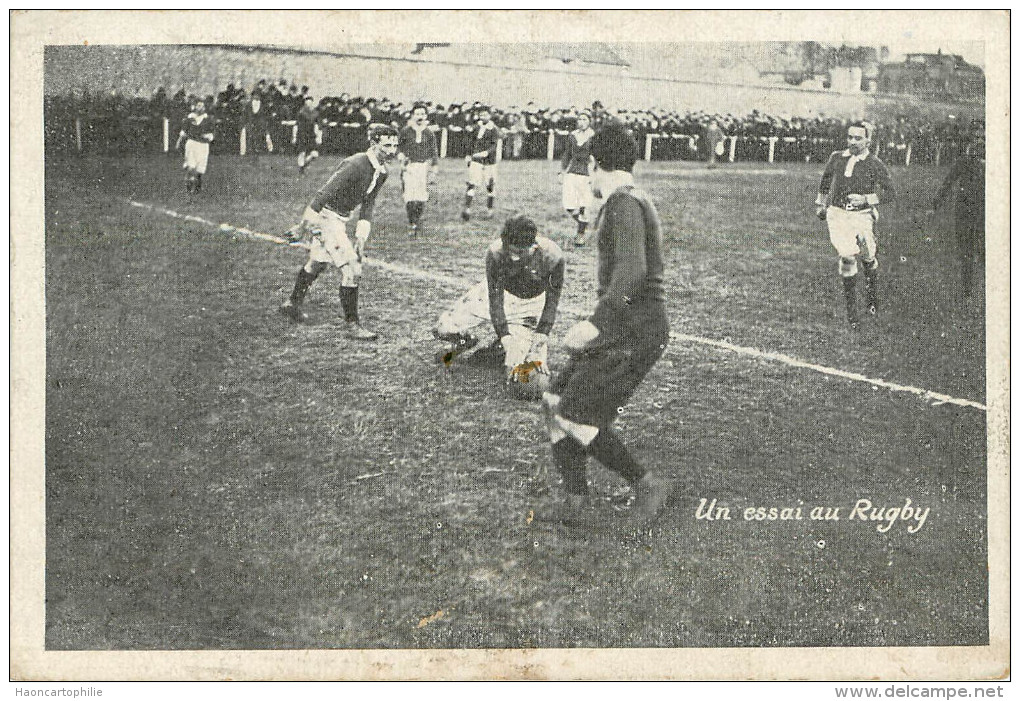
[127,199,987,412]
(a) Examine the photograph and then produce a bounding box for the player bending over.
[539,120,673,526]
[815,121,895,331]
[176,100,215,194]
[434,214,564,396]
[279,125,400,340]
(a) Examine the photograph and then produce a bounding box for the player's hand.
[563,321,599,355]
[465,156,472,166]
[815,206,827,221]
[527,333,550,373]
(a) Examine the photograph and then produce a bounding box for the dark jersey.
[591,186,667,335]
[485,236,565,337]
[470,123,500,165]
[181,113,214,143]
[310,152,388,221]
[560,129,594,175]
[818,150,895,208]
[399,124,439,165]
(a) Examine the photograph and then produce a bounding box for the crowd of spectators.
[44,77,985,166]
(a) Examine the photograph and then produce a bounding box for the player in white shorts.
[176,100,215,194]
[559,111,595,245]
[815,121,895,330]
[398,102,439,238]
[435,215,565,396]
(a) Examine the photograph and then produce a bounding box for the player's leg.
[485,168,496,216]
[858,221,879,316]
[827,208,862,329]
[433,281,488,362]
[280,257,328,323]
[298,150,306,173]
[462,162,479,221]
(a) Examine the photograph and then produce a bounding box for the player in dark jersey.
[559,111,595,245]
[814,121,895,330]
[295,96,320,174]
[279,125,399,340]
[434,214,564,395]
[538,120,673,526]
[398,102,439,238]
[461,106,500,221]
[175,99,215,193]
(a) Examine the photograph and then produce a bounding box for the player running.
[538,120,673,526]
[814,121,895,330]
[279,125,399,340]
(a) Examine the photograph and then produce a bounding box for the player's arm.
[559,137,573,175]
[536,254,565,335]
[814,152,838,217]
[427,130,439,169]
[486,251,511,340]
[865,159,895,206]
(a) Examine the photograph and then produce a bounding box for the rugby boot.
[627,473,674,524]
[279,302,308,323]
[345,322,379,341]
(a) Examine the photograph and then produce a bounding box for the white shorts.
[826,206,877,261]
[468,161,497,189]
[184,139,210,174]
[437,280,548,371]
[403,162,430,203]
[562,173,592,213]
[307,209,361,279]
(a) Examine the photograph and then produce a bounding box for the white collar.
[366,149,386,173]
[574,128,594,145]
[189,112,207,123]
[842,148,869,160]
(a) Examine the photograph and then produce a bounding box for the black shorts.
[554,303,669,429]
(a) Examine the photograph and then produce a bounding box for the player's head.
[412,102,428,123]
[576,111,592,130]
[591,119,638,173]
[477,106,492,123]
[501,214,539,262]
[368,124,400,162]
[847,121,874,154]
[192,99,206,114]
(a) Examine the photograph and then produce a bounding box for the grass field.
[44,152,988,650]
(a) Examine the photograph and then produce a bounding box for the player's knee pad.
[839,257,858,277]
[465,184,475,196]
[486,179,495,194]
[861,257,878,272]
